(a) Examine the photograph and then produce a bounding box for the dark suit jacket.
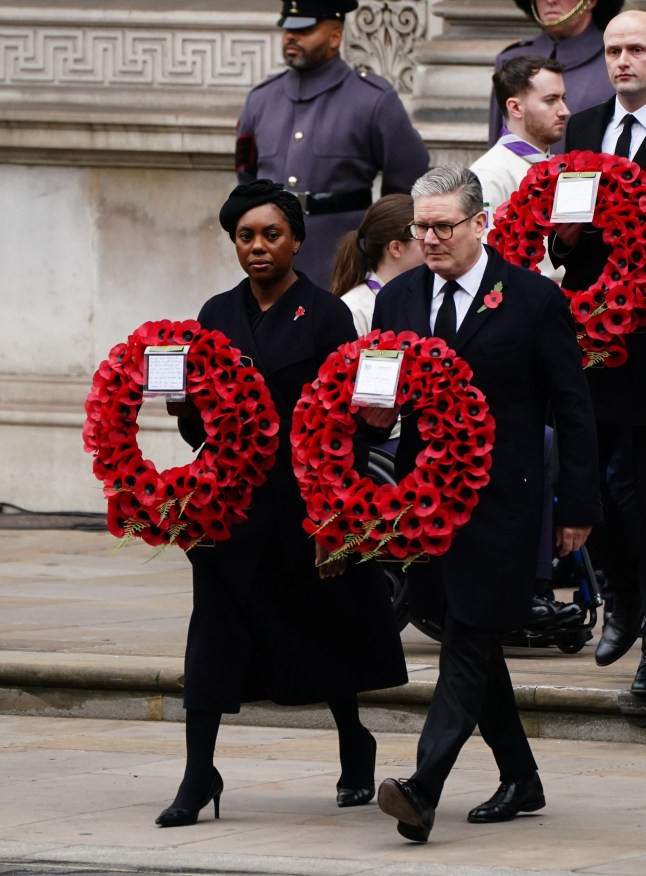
[372,246,601,631]
[560,98,646,425]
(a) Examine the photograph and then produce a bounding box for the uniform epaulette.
[353,67,392,92]
[500,38,535,54]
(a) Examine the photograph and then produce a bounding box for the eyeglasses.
[407,212,480,241]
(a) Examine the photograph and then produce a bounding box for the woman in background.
[331,194,423,455]
[331,193,423,336]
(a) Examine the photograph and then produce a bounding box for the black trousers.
[596,423,646,612]
[412,615,537,807]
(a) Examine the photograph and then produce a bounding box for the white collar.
[610,97,646,132]
[432,246,489,299]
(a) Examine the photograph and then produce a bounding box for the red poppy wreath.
[291,330,496,567]
[83,319,279,551]
[488,150,646,368]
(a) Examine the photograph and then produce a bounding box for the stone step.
[2,651,645,746]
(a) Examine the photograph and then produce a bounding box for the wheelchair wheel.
[556,629,591,654]
[384,564,410,632]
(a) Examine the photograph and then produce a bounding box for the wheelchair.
[367,447,603,654]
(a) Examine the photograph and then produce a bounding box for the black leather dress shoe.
[595,604,642,666]
[336,785,375,807]
[377,778,435,842]
[531,596,584,628]
[467,773,545,823]
[630,649,646,696]
[529,596,555,628]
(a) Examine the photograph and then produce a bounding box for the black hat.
[219,179,303,239]
[278,0,358,30]
[513,0,624,30]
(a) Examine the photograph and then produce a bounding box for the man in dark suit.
[367,166,600,843]
[552,9,646,695]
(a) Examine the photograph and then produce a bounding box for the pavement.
[1,526,646,875]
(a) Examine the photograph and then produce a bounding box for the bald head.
[605,9,646,40]
[604,10,646,111]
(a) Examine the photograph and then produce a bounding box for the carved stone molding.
[344,0,427,92]
[0,24,284,97]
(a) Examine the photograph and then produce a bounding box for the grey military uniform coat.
[236,55,429,288]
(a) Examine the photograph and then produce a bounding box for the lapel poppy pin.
[477,281,504,313]
[294,306,306,321]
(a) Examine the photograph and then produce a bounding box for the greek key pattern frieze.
[0,27,284,89]
[345,0,426,93]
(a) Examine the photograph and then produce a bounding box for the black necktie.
[614,114,636,158]
[434,280,459,345]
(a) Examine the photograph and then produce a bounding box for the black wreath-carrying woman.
[156,180,407,827]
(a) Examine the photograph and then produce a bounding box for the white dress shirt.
[430,246,489,334]
[601,97,646,158]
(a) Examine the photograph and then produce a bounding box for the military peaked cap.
[513,0,624,30]
[278,0,359,30]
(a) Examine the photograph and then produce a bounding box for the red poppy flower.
[601,307,635,335]
[570,290,598,323]
[410,484,439,518]
[604,343,629,367]
[321,426,354,457]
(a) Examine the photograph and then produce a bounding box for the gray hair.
[411,166,484,216]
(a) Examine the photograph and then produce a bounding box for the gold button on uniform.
[294,131,304,140]
[288,176,298,187]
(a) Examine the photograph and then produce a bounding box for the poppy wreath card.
[291,330,496,568]
[488,149,646,368]
[83,319,279,551]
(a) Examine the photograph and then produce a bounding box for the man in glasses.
[366,166,600,843]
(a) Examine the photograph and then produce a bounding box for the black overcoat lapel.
[248,278,317,379]
[453,248,510,353]
[402,266,433,337]
[199,276,317,416]
[633,131,646,166]
[565,97,613,152]
[401,249,509,352]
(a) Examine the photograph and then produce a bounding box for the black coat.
[559,98,646,425]
[179,274,407,712]
[372,247,601,632]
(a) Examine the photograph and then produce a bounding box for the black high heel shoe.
[155,768,224,827]
[336,731,377,808]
